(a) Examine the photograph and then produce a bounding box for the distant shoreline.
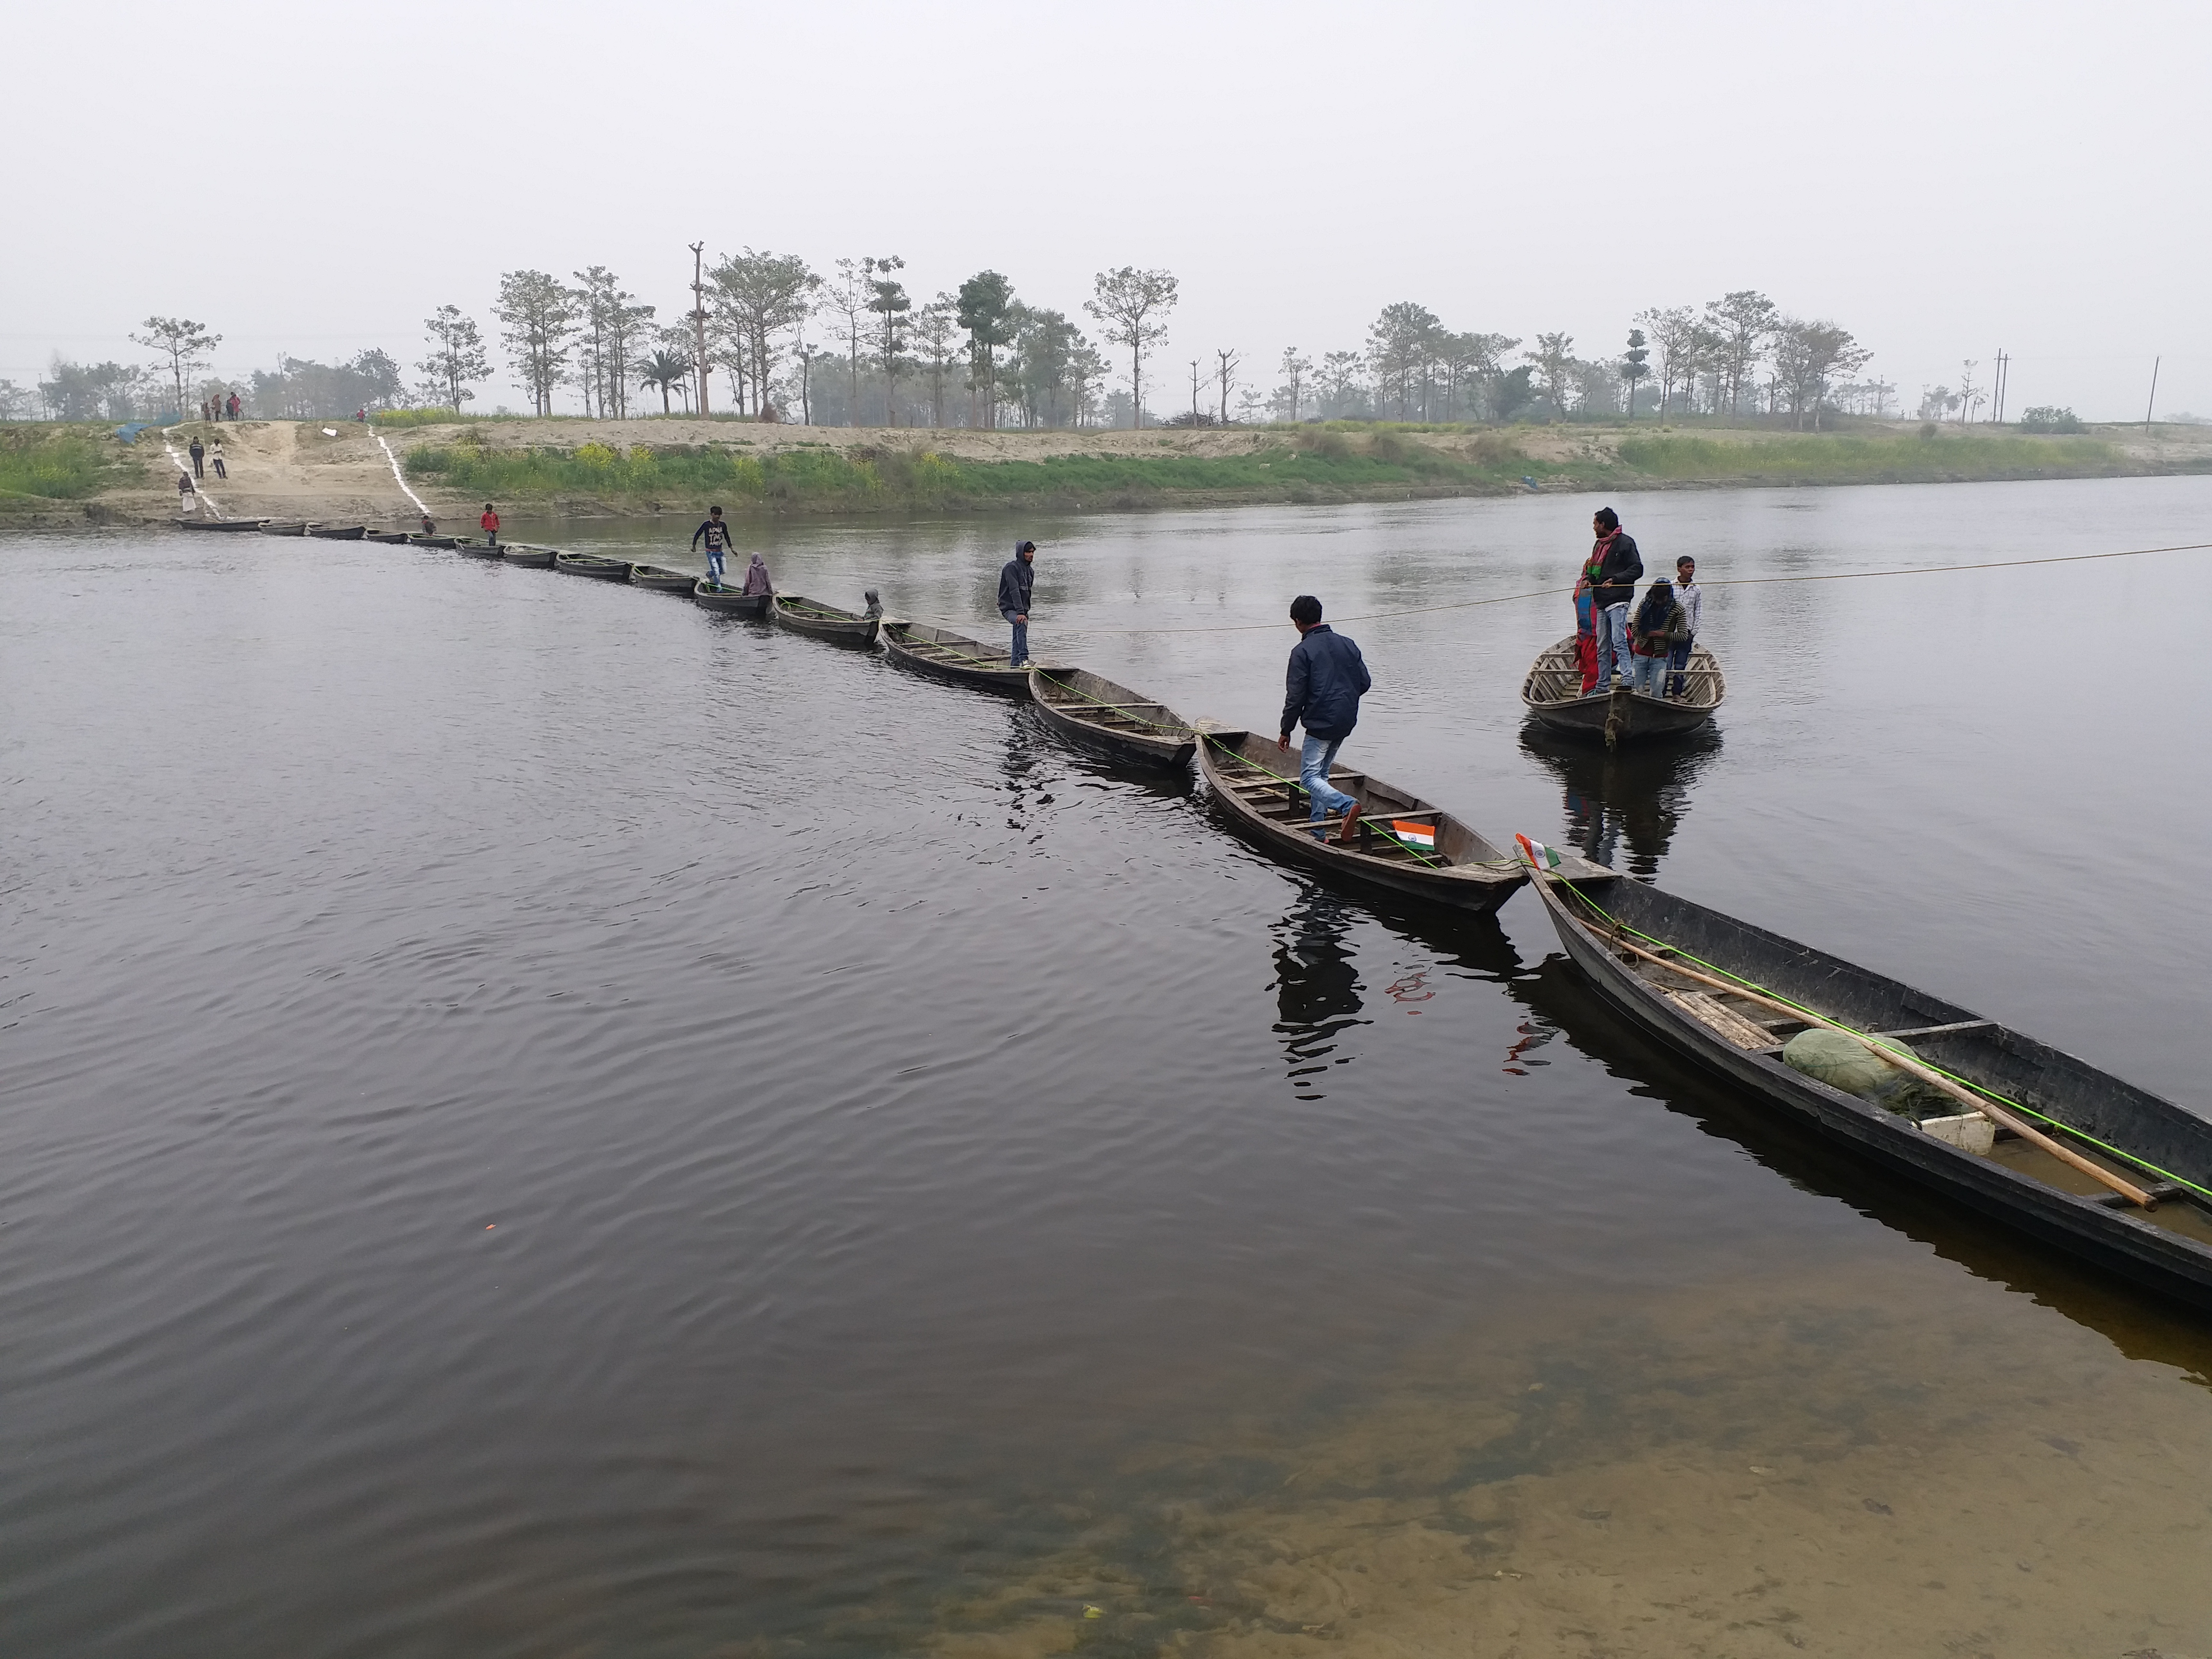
[5,417,2210,528]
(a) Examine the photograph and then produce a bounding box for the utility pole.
[1989,350,2008,423]
[2146,356,2161,433]
[689,241,711,418]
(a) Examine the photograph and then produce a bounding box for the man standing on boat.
[998,539,1036,668]
[479,503,499,547]
[692,505,735,588]
[1588,507,1643,692]
[1276,594,1372,843]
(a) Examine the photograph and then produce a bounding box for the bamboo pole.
[1587,920,2157,1209]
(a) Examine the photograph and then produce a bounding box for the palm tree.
[635,349,692,414]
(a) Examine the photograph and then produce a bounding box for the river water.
[4,477,2211,1657]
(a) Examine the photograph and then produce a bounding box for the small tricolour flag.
[1515,833,1563,871]
[1390,819,1437,849]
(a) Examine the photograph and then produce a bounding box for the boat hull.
[553,553,635,580]
[1527,872,2212,1310]
[882,623,1032,694]
[1522,635,1724,743]
[771,595,879,645]
[629,564,697,592]
[364,530,411,543]
[176,517,266,531]
[409,534,459,549]
[500,545,556,567]
[1195,728,1525,913]
[308,525,367,540]
[1030,667,1194,769]
[692,581,769,615]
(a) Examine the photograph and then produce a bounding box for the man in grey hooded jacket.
[997,539,1036,667]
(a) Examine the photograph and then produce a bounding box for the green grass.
[0,424,120,500]
[1615,432,2119,482]
[372,407,496,429]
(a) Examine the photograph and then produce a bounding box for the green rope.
[1546,871,2212,1205]
[1031,667,1191,735]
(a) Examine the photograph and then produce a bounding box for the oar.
[1586,922,2156,1210]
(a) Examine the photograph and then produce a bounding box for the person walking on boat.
[188,434,206,478]
[998,539,1037,668]
[1667,555,1701,698]
[692,505,735,588]
[1588,507,1643,691]
[479,503,499,547]
[1628,578,1690,696]
[740,550,772,597]
[1276,594,1372,843]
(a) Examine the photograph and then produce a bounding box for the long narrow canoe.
[1521,634,1725,745]
[1030,666,1194,769]
[771,594,880,646]
[176,517,266,531]
[1194,727,1526,912]
[364,529,411,543]
[553,552,634,581]
[308,524,367,540]
[409,533,459,549]
[257,521,311,536]
[881,621,1032,694]
[1526,865,2212,1309]
[455,539,504,558]
[629,563,697,593]
[693,580,770,616]
[500,544,556,567]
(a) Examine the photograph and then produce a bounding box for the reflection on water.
[1270,889,1368,1099]
[1520,724,1723,876]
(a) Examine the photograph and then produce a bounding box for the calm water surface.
[4,477,2211,1657]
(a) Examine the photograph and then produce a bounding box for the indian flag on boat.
[1390,819,1437,850]
[1515,833,1563,871]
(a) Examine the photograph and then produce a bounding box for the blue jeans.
[1002,609,1028,665]
[1298,733,1358,837]
[707,547,724,585]
[1596,603,1631,688]
[1629,651,1671,695]
[1667,638,1693,697]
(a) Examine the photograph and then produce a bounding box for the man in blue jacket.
[1276,594,1372,842]
[997,539,1036,667]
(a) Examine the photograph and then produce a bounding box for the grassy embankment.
[400,425,2135,513]
[0,424,123,510]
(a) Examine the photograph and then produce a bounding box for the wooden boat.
[454,538,504,558]
[176,517,266,531]
[308,524,367,540]
[500,544,556,568]
[409,533,459,549]
[553,551,634,581]
[364,529,411,544]
[1194,727,1527,912]
[1526,865,2212,1310]
[881,621,1033,694]
[692,580,770,616]
[257,521,311,536]
[628,563,697,593]
[770,594,880,646]
[1030,666,1195,769]
[1521,635,1725,745]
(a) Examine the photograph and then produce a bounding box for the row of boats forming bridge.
[176,514,2212,1313]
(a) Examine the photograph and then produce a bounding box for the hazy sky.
[12,0,2206,420]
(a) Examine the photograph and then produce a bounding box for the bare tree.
[823,258,873,424]
[1084,266,1178,428]
[1703,290,1777,416]
[1770,319,1873,429]
[1633,306,1695,419]
[1528,332,1576,420]
[709,249,818,421]
[131,317,221,419]
[1215,348,1241,423]
[1317,350,1366,419]
[911,297,960,428]
[865,255,910,425]
[1955,359,1981,427]
[1274,347,1312,422]
[493,272,578,415]
[419,305,491,410]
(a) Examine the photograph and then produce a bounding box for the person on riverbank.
[479,503,499,547]
[420,511,436,535]
[188,435,205,478]
[1276,594,1372,843]
[740,551,772,596]
[209,436,227,480]
[1628,578,1689,696]
[691,505,734,587]
[176,470,196,510]
[997,539,1036,668]
[1588,507,1643,691]
[1667,556,1701,698]
[225,392,240,421]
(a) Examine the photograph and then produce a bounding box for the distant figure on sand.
[188,435,205,478]
[209,436,227,479]
[1588,507,1643,692]
[741,551,772,596]
[1628,578,1690,696]
[1276,594,1373,843]
[997,539,1036,667]
[692,505,734,587]
[479,503,499,547]
[226,392,240,421]
[1668,556,1701,697]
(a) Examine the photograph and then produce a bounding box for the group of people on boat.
[1575,508,1702,698]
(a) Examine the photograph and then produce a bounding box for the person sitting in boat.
[740,551,772,597]
[1276,593,1372,844]
[1627,579,1690,696]
[1668,555,1701,697]
[863,589,884,619]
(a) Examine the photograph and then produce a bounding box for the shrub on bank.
[1616,433,2117,481]
[0,425,117,499]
